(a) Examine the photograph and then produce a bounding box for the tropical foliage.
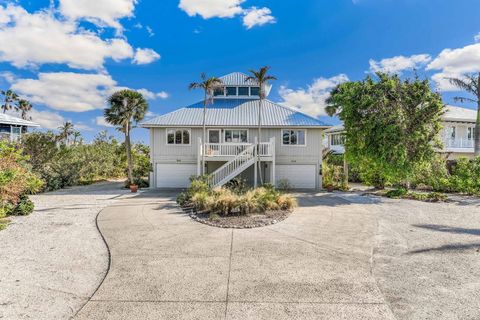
[177,177,296,216]
[0,142,43,223]
[105,90,148,185]
[326,73,445,188]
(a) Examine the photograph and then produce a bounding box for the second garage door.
[156,163,197,188]
[276,164,317,189]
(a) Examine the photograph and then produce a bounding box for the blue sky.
[1,0,479,143]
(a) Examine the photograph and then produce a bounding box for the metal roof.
[443,105,476,123]
[220,72,258,86]
[0,113,40,127]
[324,124,344,133]
[141,98,330,128]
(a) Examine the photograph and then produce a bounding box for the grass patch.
[384,188,447,202]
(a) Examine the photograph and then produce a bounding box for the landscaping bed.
[364,188,448,202]
[177,177,296,229]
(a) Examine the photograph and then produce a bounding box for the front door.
[208,129,221,143]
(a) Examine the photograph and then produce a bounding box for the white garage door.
[156,164,197,188]
[276,165,317,189]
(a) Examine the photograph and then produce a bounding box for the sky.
[0,0,479,143]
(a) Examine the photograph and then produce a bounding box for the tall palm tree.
[246,66,277,185]
[58,121,75,145]
[15,99,33,120]
[447,73,480,156]
[189,73,223,175]
[1,89,19,114]
[72,131,82,145]
[105,89,148,185]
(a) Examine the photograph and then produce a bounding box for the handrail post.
[197,137,202,176]
[271,137,276,186]
[254,137,258,188]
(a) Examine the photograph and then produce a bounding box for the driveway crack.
[224,229,234,320]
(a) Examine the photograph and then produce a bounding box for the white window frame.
[238,86,250,96]
[225,86,238,97]
[467,126,475,140]
[224,129,249,144]
[166,128,191,146]
[330,133,345,146]
[282,129,307,147]
[250,86,260,97]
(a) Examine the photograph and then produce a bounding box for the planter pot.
[326,186,334,192]
[129,184,138,193]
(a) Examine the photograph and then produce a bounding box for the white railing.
[204,141,273,157]
[444,138,474,149]
[208,144,256,187]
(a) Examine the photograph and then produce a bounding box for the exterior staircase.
[208,144,256,188]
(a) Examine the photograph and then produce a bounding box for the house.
[324,105,477,160]
[0,113,39,142]
[141,72,330,189]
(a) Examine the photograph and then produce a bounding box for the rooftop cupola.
[214,72,272,99]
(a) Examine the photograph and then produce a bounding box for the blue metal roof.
[219,72,258,86]
[141,98,330,128]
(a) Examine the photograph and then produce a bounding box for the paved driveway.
[75,191,480,320]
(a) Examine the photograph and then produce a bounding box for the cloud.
[178,0,275,29]
[243,7,275,29]
[369,54,431,74]
[59,0,137,31]
[0,4,134,70]
[475,32,480,42]
[136,89,169,100]
[179,0,244,19]
[279,74,349,118]
[133,48,161,65]
[11,72,117,112]
[28,109,66,130]
[95,116,114,127]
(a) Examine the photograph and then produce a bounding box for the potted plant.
[129,184,138,193]
[325,184,334,192]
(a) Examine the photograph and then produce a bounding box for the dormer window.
[214,88,224,96]
[238,87,249,96]
[250,87,260,96]
[226,87,237,96]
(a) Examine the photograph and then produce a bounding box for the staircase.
[208,144,256,188]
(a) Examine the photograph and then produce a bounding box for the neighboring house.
[141,72,330,189]
[324,105,478,160]
[0,113,39,143]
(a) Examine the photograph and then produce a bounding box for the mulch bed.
[181,206,291,229]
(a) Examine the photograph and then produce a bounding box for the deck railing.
[204,141,273,157]
[444,138,474,149]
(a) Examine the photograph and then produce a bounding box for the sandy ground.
[0,182,133,320]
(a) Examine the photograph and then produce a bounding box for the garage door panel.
[156,164,197,188]
[276,165,316,189]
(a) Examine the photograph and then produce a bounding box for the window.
[10,126,21,142]
[282,129,306,146]
[167,129,190,145]
[238,87,249,96]
[224,129,248,143]
[250,87,260,96]
[226,87,237,96]
[449,126,456,139]
[214,87,224,96]
[330,134,345,146]
[468,127,475,140]
[208,130,220,143]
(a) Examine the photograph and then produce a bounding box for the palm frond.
[447,77,476,94]
[453,96,477,103]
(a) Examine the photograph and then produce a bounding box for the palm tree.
[189,73,223,175]
[15,99,33,120]
[72,131,82,145]
[246,66,277,185]
[1,89,19,114]
[58,122,75,145]
[105,89,148,185]
[447,73,480,156]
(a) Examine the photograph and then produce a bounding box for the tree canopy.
[326,73,445,187]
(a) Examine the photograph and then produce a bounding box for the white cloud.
[475,32,480,42]
[427,43,480,74]
[133,48,161,65]
[179,0,244,19]
[243,7,275,29]
[95,116,114,127]
[136,89,169,100]
[179,0,275,29]
[427,43,480,91]
[11,72,117,112]
[0,4,134,70]
[279,74,349,118]
[59,0,137,31]
[369,54,431,74]
[28,109,66,130]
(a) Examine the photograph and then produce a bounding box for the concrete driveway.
[75,191,480,320]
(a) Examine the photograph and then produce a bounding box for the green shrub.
[210,188,238,215]
[10,195,35,216]
[276,194,297,210]
[385,187,408,199]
